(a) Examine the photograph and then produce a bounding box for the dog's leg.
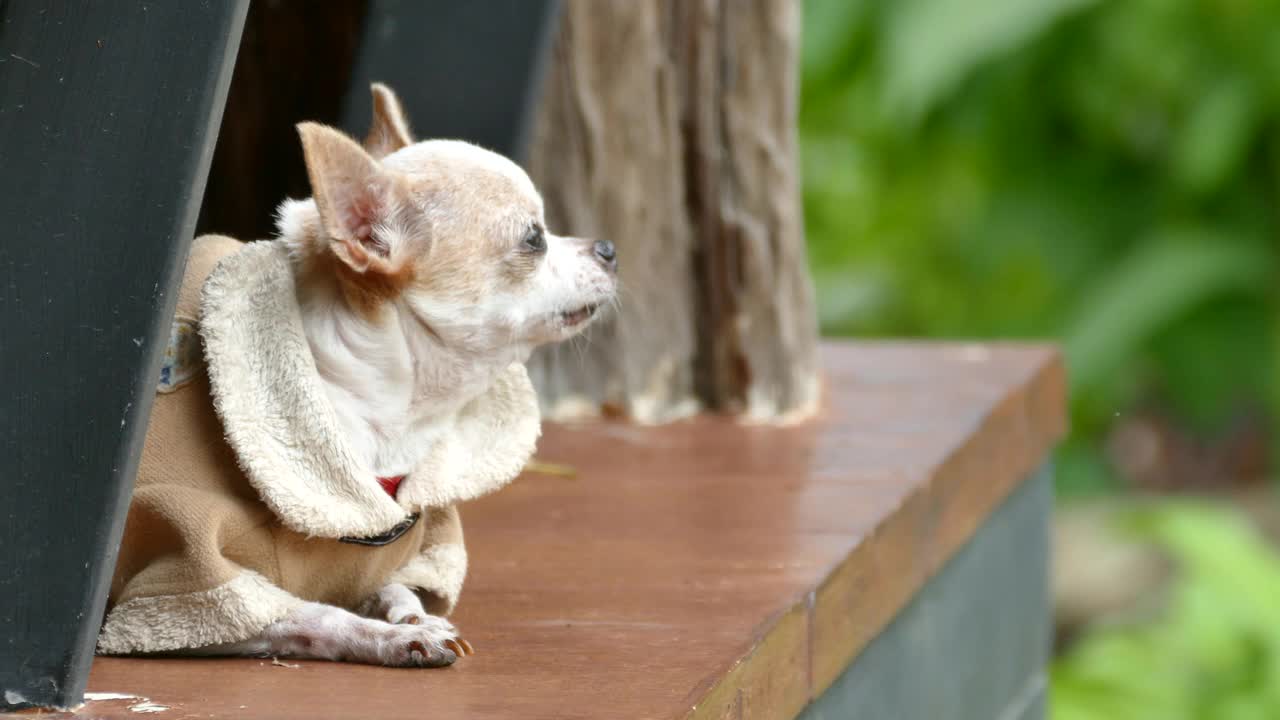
[359,582,428,624]
[357,583,475,655]
[193,601,463,667]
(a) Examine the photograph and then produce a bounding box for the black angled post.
[0,1,247,710]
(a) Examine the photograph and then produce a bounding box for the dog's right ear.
[297,122,410,275]
[364,83,415,159]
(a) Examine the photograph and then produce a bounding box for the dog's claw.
[405,639,457,668]
[459,638,475,656]
[403,614,421,625]
[443,638,464,657]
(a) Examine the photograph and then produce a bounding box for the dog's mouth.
[559,303,600,328]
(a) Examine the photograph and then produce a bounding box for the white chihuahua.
[97,84,616,668]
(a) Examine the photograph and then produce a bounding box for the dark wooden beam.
[339,0,561,164]
[194,0,558,243]
[0,1,247,709]
[195,0,370,242]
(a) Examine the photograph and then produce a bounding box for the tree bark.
[527,0,819,423]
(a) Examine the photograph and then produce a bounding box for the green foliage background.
[799,0,1280,716]
[1050,503,1280,719]
[800,0,1278,496]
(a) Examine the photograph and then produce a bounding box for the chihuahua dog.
[97,84,616,667]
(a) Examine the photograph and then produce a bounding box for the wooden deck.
[40,342,1064,720]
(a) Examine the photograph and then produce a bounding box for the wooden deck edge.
[796,468,1053,720]
[685,347,1067,720]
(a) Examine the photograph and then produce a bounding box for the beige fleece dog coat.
[97,235,540,654]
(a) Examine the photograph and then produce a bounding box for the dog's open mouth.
[559,304,600,328]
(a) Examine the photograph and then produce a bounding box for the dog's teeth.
[561,304,598,327]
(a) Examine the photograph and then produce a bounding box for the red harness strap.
[376,475,406,498]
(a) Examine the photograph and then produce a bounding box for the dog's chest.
[332,404,451,478]
[320,353,512,478]
[373,417,451,477]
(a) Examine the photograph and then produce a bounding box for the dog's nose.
[594,240,617,271]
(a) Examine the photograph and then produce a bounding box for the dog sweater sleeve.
[387,505,467,615]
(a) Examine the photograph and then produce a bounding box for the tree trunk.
[527,0,819,423]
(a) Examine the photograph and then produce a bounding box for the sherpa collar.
[199,240,540,539]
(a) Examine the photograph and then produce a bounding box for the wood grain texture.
[525,0,818,424]
[55,343,1063,720]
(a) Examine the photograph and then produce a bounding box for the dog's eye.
[523,225,546,253]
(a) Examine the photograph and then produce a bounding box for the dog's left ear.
[297,121,410,275]
[364,83,414,159]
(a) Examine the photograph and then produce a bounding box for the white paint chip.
[83,692,170,714]
[85,692,142,701]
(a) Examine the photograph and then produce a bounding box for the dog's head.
[286,84,616,354]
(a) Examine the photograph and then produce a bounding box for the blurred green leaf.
[1172,77,1260,196]
[800,0,873,78]
[1065,235,1270,395]
[1150,298,1271,432]
[1052,502,1280,719]
[882,0,1098,121]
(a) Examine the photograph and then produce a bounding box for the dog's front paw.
[376,619,472,667]
[363,582,427,624]
[393,613,474,659]
[386,603,431,626]
[362,583,474,657]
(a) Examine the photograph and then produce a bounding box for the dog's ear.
[364,83,414,159]
[297,121,410,274]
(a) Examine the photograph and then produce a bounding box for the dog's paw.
[385,602,432,627]
[364,583,424,624]
[391,613,474,660]
[400,614,474,659]
[374,619,472,667]
[360,584,474,657]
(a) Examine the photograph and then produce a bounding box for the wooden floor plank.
[53,342,1064,720]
